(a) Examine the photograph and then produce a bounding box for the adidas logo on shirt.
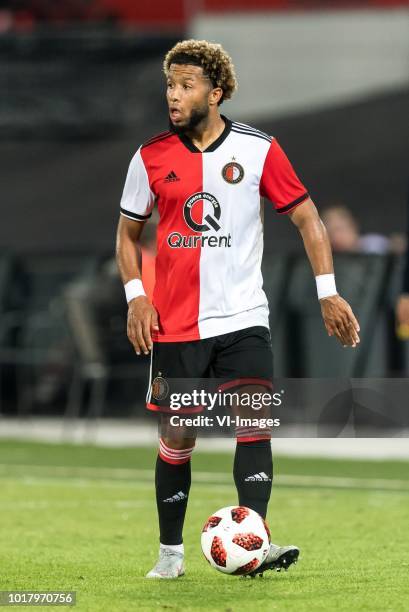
[163,490,188,503]
[244,472,272,482]
[164,170,180,183]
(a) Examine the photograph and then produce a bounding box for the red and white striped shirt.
[120,116,309,342]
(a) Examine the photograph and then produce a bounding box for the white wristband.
[124,279,146,303]
[315,274,337,300]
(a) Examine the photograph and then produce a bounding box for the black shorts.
[146,325,273,414]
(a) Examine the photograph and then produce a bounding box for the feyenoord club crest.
[222,161,244,184]
[151,375,169,401]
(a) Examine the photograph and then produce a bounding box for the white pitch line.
[277,474,409,491]
[0,499,150,510]
[0,464,408,492]
[0,464,149,479]
[1,418,409,458]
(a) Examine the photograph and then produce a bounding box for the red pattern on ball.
[231,506,249,523]
[202,516,222,532]
[232,533,264,551]
[210,536,227,567]
[232,558,259,575]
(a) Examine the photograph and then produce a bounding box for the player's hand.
[320,294,360,347]
[127,296,159,355]
[396,294,409,339]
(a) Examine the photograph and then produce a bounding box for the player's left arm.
[289,198,360,348]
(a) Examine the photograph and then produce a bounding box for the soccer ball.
[201,506,271,575]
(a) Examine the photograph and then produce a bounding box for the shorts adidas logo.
[163,490,188,503]
[244,472,271,482]
[164,170,180,183]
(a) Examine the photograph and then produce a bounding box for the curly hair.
[163,39,238,105]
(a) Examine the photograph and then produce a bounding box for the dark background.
[1,0,408,417]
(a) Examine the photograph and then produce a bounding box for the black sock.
[233,440,273,519]
[155,455,191,545]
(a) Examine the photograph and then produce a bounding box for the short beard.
[169,104,209,135]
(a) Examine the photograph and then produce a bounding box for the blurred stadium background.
[1,0,408,423]
[1,2,409,609]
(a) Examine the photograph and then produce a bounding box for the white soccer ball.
[201,506,271,575]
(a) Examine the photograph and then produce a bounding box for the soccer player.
[116,40,360,579]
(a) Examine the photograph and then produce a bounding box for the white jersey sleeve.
[120,147,155,221]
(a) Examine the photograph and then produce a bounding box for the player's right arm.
[116,147,158,355]
[116,216,159,355]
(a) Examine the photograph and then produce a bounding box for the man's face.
[166,64,213,133]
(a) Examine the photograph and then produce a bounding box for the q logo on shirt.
[183,192,221,233]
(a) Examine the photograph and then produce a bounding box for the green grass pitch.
[0,440,408,611]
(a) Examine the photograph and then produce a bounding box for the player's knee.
[159,437,196,465]
[161,435,196,450]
